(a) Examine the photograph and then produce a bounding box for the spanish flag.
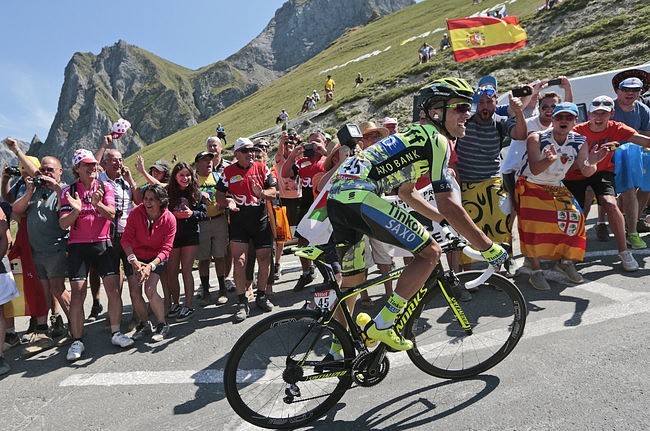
[447,16,527,63]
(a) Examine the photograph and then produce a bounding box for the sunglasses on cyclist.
[591,100,614,107]
[447,102,472,113]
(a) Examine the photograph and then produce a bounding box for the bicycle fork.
[439,271,473,335]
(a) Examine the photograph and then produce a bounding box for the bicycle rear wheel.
[406,271,526,379]
[223,309,355,429]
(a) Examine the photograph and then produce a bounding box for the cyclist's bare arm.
[435,192,492,250]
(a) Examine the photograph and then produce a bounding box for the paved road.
[2,211,650,430]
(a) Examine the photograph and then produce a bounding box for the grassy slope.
[125,0,648,177]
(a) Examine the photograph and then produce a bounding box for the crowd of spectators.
[1,67,649,376]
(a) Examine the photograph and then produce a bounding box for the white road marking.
[60,290,650,387]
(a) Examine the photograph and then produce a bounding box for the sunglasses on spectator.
[553,114,576,121]
[592,100,614,107]
[238,148,254,154]
[620,87,642,93]
[476,86,496,97]
[40,166,56,173]
[447,102,472,113]
[540,104,557,111]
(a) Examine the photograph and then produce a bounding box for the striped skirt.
[515,176,586,261]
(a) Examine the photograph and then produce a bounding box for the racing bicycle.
[223,236,527,429]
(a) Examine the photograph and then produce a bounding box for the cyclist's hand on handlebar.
[480,242,509,267]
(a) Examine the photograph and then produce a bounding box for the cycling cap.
[419,78,474,109]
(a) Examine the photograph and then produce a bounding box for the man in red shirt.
[564,95,650,272]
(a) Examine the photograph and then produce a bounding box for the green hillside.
[126,0,649,173]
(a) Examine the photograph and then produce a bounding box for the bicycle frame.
[302,249,474,357]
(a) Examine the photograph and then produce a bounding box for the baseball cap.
[149,159,171,173]
[589,95,615,113]
[382,117,398,126]
[233,137,254,152]
[194,151,215,163]
[18,156,41,172]
[72,149,98,165]
[552,102,579,117]
[359,121,389,139]
[618,77,643,90]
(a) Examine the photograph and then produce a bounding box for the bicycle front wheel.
[406,271,526,379]
[223,309,355,429]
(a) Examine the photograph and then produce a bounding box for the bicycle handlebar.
[441,233,496,290]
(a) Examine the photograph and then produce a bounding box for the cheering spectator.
[565,95,650,272]
[611,70,650,249]
[382,117,399,134]
[455,85,527,270]
[165,162,206,321]
[281,130,327,292]
[216,138,277,322]
[59,149,133,362]
[136,156,171,186]
[9,145,70,343]
[516,103,608,290]
[195,151,229,305]
[122,184,176,342]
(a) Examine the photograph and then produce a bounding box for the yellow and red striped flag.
[447,16,527,63]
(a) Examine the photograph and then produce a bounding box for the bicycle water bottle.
[356,313,377,348]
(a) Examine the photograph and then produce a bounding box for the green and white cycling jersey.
[330,123,453,197]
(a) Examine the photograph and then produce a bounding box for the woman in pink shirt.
[121,184,176,342]
[59,149,133,362]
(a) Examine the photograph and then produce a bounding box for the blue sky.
[0,0,286,142]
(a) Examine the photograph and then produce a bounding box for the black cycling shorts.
[563,171,616,210]
[68,241,119,281]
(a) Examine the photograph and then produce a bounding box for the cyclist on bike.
[327,77,509,351]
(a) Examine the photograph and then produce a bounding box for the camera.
[32,176,45,187]
[287,133,301,144]
[548,78,562,86]
[4,166,21,176]
[303,142,315,158]
[511,85,533,98]
[337,124,363,150]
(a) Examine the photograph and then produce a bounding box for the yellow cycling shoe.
[366,322,413,351]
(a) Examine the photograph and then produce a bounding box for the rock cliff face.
[31,0,413,174]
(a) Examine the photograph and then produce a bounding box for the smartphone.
[511,85,533,97]
[548,78,562,86]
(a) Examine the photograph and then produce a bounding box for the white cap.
[589,95,615,113]
[233,137,254,152]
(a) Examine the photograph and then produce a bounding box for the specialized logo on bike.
[557,210,580,236]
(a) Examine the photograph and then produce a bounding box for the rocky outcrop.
[229,0,414,71]
[36,0,414,176]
